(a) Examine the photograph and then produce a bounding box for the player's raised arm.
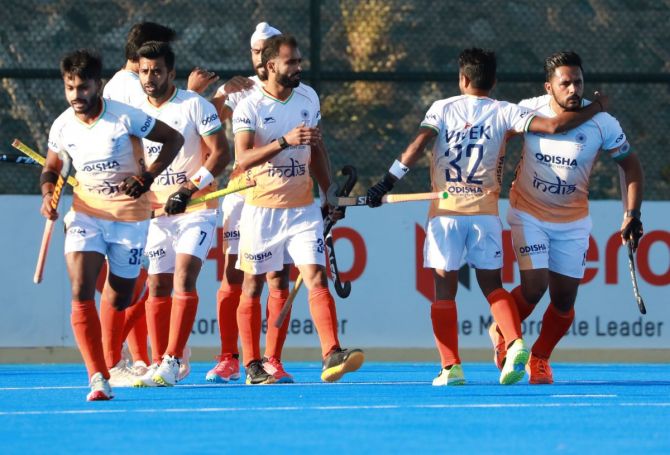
[526,91,608,134]
[366,127,436,207]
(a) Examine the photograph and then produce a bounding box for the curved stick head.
[334,280,352,298]
[326,183,341,206]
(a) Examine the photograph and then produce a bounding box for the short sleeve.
[419,101,443,134]
[192,97,222,136]
[599,114,630,160]
[232,99,257,134]
[500,101,535,133]
[47,119,64,153]
[124,105,156,138]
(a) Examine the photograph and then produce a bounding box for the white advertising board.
[0,196,667,349]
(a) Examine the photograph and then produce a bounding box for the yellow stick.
[12,139,78,187]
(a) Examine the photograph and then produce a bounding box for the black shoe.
[245,360,276,385]
[321,348,365,383]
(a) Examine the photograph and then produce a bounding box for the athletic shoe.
[205,354,241,383]
[321,348,365,383]
[152,355,181,387]
[131,360,149,376]
[263,356,294,384]
[177,346,191,382]
[432,364,466,386]
[133,362,160,387]
[488,322,506,371]
[245,360,276,385]
[87,372,113,401]
[121,342,132,365]
[528,353,554,384]
[108,359,141,387]
[499,338,529,385]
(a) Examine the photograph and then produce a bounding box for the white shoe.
[177,346,191,382]
[131,360,149,376]
[499,338,529,385]
[152,355,181,387]
[133,363,160,387]
[87,372,113,401]
[121,342,132,364]
[432,364,466,386]
[108,359,141,387]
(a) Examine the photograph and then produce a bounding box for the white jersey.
[218,75,263,113]
[138,87,222,209]
[510,94,630,222]
[48,98,156,221]
[420,95,535,217]
[103,70,145,107]
[232,84,321,209]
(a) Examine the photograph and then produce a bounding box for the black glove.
[121,171,154,199]
[367,172,397,208]
[165,186,195,215]
[621,215,643,251]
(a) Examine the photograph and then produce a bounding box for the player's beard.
[71,94,99,116]
[255,65,269,82]
[144,78,170,98]
[276,70,301,88]
[554,94,582,111]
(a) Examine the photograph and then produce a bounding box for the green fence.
[1,0,669,199]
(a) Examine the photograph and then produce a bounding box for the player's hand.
[218,76,255,96]
[187,67,220,94]
[120,171,154,199]
[164,186,195,215]
[592,90,609,112]
[40,193,58,220]
[621,215,643,251]
[284,125,321,147]
[322,203,345,222]
[367,172,397,208]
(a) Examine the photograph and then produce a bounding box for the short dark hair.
[60,49,103,80]
[137,41,175,70]
[544,51,583,81]
[261,34,298,67]
[125,22,177,61]
[458,48,496,90]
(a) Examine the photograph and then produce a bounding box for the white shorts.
[221,192,244,255]
[507,207,592,279]
[424,214,503,271]
[236,203,325,275]
[63,210,149,279]
[145,209,218,274]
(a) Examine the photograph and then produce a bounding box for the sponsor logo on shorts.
[534,152,577,168]
[518,243,547,256]
[244,251,272,262]
[145,248,167,259]
[81,159,121,173]
[146,144,162,156]
[223,230,240,240]
[68,227,86,236]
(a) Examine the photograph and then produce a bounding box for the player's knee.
[242,276,264,297]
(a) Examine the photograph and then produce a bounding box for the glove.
[121,171,154,199]
[621,215,643,251]
[367,172,397,208]
[164,186,195,215]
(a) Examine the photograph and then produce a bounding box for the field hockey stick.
[0,154,40,166]
[34,150,73,284]
[327,187,448,207]
[12,139,79,187]
[151,180,256,217]
[618,167,646,314]
[274,165,358,328]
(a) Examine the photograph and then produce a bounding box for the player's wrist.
[189,166,214,190]
[277,136,289,149]
[388,159,410,180]
[625,209,641,219]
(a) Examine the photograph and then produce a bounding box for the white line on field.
[550,394,617,398]
[1,402,669,416]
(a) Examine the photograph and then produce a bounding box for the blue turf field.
[1,362,669,454]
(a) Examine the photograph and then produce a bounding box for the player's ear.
[169,68,176,82]
[544,81,552,95]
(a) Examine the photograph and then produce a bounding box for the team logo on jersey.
[534,153,578,168]
[267,157,306,178]
[446,185,483,196]
[301,109,310,121]
[81,159,121,173]
[532,172,577,195]
[576,133,587,144]
[263,116,276,124]
[155,169,187,186]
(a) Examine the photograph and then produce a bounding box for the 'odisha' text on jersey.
[510,94,630,222]
[138,88,222,210]
[420,94,535,217]
[232,84,320,208]
[102,70,145,107]
[47,98,156,221]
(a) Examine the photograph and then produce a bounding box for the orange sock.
[146,295,172,364]
[126,315,149,365]
[308,287,340,358]
[511,286,536,321]
[71,300,108,379]
[237,294,262,366]
[264,288,290,359]
[487,288,522,343]
[100,297,126,369]
[216,284,242,356]
[532,304,575,359]
[431,299,460,367]
[165,291,199,358]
